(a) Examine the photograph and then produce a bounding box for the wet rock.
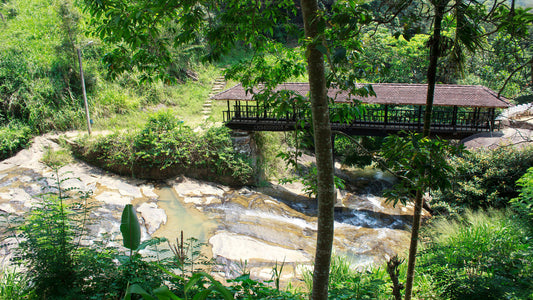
[95,191,131,206]
[141,185,158,199]
[0,203,16,214]
[138,202,167,235]
[209,231,310,263]
[171,177,225,197]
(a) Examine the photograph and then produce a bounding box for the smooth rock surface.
[138,202,167,234]
[209,231,310,263]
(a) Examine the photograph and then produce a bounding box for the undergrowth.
[0,121,32,160]
[73,110,253,185]
[435,146,533,210]
[418,209,533,300]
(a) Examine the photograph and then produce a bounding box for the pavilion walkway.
[213,83,511,139]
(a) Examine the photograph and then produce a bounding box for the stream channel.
[0,135,418,287]
[148,168,416,285]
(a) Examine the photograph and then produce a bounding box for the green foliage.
[126,271,234,300]
[226,274,305,300]
[418,209,533,299]
[0,121,32,160]
[121,204,142,253]
[360,30,430,83]
[334,135,385,168]
[436,146,533,209]
[11,157,121,299]
[324,255,389,299]
[380,132,461,206]
[510,166,533,224]
[0,268,29,299]
[75,111,253,184]
[0,0,90,131]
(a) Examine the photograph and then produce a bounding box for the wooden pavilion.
[212,83,511,139]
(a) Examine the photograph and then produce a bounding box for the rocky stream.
[0,132,421,286]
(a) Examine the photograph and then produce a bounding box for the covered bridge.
[212,83,511,139]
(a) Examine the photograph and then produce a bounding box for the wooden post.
[452,106,458,131]
[384,105,389,128]
[77,48,92,135]
[417,106,422,131]
[256,99,259,121]
[227,100,230,122]
[489,108,495,130]
[473,107,479,128]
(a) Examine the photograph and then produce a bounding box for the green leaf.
[120,204,141,251]
[153,286,183,300]
[125,284,157,300]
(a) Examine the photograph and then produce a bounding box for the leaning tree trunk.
[301,0,337,299]
[404,1,448,300]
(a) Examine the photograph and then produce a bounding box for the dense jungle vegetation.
[0,0,532,299]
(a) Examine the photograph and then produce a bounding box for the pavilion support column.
[417,106,423,131]
[452,106,458,131]
[384,105,389,128]
[489,108,495,130]
[226,101,230,122]
[474,107,479,127]
[256,100,260,121]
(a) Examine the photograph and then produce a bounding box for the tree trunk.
[403,190,423,300]
[300,0,336,299]
[404,1,447,300]
[422,0,447,138]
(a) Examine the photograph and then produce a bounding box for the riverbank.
[0,132,418,286]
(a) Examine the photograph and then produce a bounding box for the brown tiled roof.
[211,82,511,108]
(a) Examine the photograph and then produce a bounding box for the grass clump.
[74,109,253,185]
[0,268,29,299]
[418,209,533,300]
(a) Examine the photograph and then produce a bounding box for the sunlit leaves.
[380,132,463,206]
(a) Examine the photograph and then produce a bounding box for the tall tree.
[300,1,335,298]
[376,0,533,299]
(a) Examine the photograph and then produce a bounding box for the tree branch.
[498,57,533,97]
[331,130,416,186]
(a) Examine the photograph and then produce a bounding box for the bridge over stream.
[212,83,511,139]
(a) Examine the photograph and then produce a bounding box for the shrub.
[436,146,533,209]
[74,111,253,185]
[418,209,533,300]
[0,121,32,160]
[334,135,385,168]
[510,166,533,225]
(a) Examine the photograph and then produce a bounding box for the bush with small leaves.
[436,146,533,209]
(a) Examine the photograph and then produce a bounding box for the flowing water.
[153,187,216,243]
[149,168,414,284]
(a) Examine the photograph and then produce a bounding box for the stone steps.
[202,74,226,119]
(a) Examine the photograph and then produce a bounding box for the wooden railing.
[223,101,498,137]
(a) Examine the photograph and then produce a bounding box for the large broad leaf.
[124,284,157,300]
[120,204,141,251]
